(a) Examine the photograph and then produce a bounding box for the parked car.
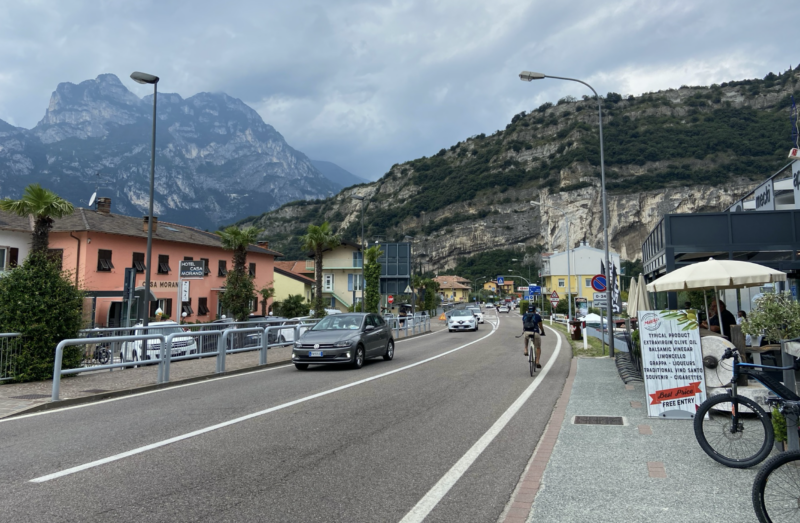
[292,313,394,370]
[448,309,478,332]
[121,321,197,363]
[498,305,510,313]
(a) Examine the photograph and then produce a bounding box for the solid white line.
[5,328,445,424]
[30,323,497,483]
[397,326,563,523]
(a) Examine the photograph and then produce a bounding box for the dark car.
[292,313,394,370]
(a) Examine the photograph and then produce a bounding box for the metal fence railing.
[0,333,22,382]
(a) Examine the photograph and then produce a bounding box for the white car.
[121,321,198,362]
[498,305,510,313]
[448,309,478,331]
[466,307,484,323]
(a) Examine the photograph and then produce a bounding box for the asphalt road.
[0,310,571,522]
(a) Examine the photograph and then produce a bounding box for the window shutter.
[348,274,353,291]
[166,299,173,318]
[150,301,158,318]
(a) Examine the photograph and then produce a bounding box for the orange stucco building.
[0,199,281,327]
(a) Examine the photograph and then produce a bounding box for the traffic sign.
[593,292,607,301]
[550,290,559,300]
[388,295,394,304]
[591,274,607,292]
[497,276,504,285]
[404,285,413,294]
[529,285,541,295]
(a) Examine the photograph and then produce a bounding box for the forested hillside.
[240,67,798,267]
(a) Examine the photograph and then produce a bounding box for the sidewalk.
[0,323,445,419]
[527,358,761,523]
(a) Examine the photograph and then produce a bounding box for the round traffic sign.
[591,274,607,292]
[388,295,394,304]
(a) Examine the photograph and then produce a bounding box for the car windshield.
[312,315,363,330]
[451,310,472,317]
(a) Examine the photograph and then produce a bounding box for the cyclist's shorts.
[524,331,541,350]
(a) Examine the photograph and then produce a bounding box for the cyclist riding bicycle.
[522,305,545,368]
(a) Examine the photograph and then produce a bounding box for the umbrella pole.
[715,287,725,338]
[703,292,709,335]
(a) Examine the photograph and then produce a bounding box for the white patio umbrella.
[646,259,786,336]
[636,273,651,313]
[627,277,639,317]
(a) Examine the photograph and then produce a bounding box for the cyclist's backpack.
[523,313,538,332]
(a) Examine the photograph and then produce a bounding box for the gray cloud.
[0,0,795,180]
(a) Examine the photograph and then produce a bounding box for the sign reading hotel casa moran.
[637,310,706,419]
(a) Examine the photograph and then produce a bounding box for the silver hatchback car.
[292,313,394,370]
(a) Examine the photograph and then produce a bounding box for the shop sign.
[793,162,800,210]
[754,179,775,211]
[638,310,706,419]
[141,281,181,288]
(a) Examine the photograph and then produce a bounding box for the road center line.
[30,323,497,483]
[397,326,563,523]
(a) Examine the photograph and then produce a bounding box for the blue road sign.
[591,274,607,292]
[529,285,541,295]
[497,276,504,285]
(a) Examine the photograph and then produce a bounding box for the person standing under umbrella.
[700,300,737,338]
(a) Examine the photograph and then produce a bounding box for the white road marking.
[30,323,497,483]
[4,326,446,424]
[398,325,563,523]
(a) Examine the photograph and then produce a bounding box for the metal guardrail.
[0,333,22,382]
[51,322,318,400]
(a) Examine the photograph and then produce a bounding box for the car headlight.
[334,339,353,348]
[294,341,302,348]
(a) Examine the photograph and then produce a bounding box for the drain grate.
[81,389,109,394]
[574,416,624,425]
[9,394,50,400]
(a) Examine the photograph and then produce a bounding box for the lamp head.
[130,71,159,85]
[519,71,546,82]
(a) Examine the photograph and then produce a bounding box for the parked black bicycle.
[694,347,800,468]
[752,449,800,522]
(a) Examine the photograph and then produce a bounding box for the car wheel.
[352,345,365,369]
[383,340,394,361]
[448,329,453,332]
[475,325,479,331]
[294,363,309,370]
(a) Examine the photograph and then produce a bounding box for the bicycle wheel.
[529,340,535,377]
[694,393,773,468]
[753,450,800,523]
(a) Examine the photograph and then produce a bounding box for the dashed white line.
[30,323,497,483]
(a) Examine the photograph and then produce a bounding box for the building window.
[158,254,171,274]
[353,251,363,268]
[0,247,6,271]
[218,260,227,277]
[250,297,258,312]
[151,298,173,318]
[184,256,193,261]
[132,252,146,273]
[323,273,334,292]
[558,279,565,288]
[585,278,591,287]
[0,247,17,271]
[198,297,209,315]
[48,249,63,271]
[182,298,193,316]
[200,258,210,276]
[348,273,363,291]
[330,296,336,308]
[249,262,256,277]
[97,249,114,271]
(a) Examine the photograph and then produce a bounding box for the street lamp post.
[520,71,612,354]
[351,195,366,312]
[531,201,571,321]
[130,71,159,331]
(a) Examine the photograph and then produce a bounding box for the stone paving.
[526,357,766,523]
[0,322,444,419]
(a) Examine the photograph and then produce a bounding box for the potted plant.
[741,292,800,345]
[773,406,788,451]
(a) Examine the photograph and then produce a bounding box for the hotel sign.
[179,260,206,278]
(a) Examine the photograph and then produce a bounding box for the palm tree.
[218,226,262,273]
[0,183,74,254]
[301,222,340,318]
[411,274,425,313]
[217,226,263,321]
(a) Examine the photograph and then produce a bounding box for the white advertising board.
[754,179,775,211]
[638,309,706,419]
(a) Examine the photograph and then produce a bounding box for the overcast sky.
[0,1,795,180]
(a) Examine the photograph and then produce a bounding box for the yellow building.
[434,275,470,302]
[273,261,314,305]
[540,243,620,307]
[483,279,514,295]
[308,241,364,312]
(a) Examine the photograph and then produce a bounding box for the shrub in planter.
[772,406,787,449]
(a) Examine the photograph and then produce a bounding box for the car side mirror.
[365,325,376,331]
